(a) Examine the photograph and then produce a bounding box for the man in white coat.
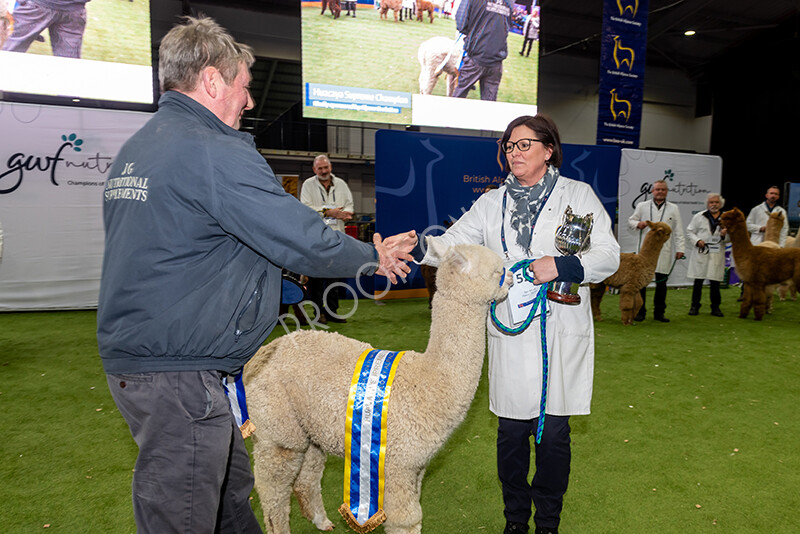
[300,155,355,323]
[628,179,685,322]
[686,193,727,316]
[746,185,788,246]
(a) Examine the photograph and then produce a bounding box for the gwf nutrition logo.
[0,133,113,194]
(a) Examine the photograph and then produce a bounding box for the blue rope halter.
[490,259,550,444]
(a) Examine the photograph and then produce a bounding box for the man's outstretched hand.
[373,230,418,284]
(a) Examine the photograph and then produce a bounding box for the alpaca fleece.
[245,243,510,533]
[721,207,800,320]
[590,221,672,325]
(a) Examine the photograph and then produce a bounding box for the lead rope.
[490,260,550,444]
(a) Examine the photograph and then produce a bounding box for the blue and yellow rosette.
[338,349,405,533]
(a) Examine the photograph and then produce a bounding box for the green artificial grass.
[1,286,799,532]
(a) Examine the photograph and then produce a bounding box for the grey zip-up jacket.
[98,91,378,374]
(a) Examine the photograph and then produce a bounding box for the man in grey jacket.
[97,16,415,533]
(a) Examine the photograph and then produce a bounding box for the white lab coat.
[685,210,727,281]
[299,174,355,233]
[746,202,788,246]
[627,200,685,274]
[423,177,620,419]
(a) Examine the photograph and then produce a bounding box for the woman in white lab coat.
[421,115,619,534]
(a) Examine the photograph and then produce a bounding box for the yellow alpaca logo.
[612,36,635,70]
[616,0,639,17]
[610,89,631,122]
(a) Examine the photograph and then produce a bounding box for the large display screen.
[301,0,539,131]
[0,0,155,110]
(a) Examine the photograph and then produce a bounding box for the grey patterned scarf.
[504,165,559,253]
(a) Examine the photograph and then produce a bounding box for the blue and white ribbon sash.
[338,349,405,533]
[222,371,256,439]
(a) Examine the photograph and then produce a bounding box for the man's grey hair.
[313,154,331,167]
[707,192,725,208]
[158,16,255,93]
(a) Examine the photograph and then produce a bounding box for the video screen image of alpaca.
[0,0,155,110]
[301,0,541,131]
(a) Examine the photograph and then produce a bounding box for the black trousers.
[521,37,535,56]
[639,272,669,317]
[691,278,721,308]
[307,277,340,319]
[497,415,571,529]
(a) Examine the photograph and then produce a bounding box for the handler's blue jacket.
[97,91,378,374]
[456,0,512,67]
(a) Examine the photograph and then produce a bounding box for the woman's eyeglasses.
[500,138,545,153]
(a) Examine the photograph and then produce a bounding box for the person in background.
[419,114,619,534]
[300,154,355,323]
[453,0,513,101]
[746,185,788,246]
[628,179,685,322]
[686,193,727,317]
[97,16,415,533]
[519,5,539,57]
[2,0,89,58]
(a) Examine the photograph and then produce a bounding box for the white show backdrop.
[617,149,723,287]
[0,102,151,310]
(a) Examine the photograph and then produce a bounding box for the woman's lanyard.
[493,184,555,445]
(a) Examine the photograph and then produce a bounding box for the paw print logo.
[61,133,83,152]
[663,169,674,181]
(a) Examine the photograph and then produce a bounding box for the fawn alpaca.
[590,221,672,325]
[245,242,510,533]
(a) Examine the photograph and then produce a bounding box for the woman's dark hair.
[499,114,563,168]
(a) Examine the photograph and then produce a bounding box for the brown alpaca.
[755,211,785,312]
[420,264,437,309]
[321,0,342,19]
[416,0,435,22]
[590,221,672,325]
[380,0,402,21]
[720,208,800,320]
[779,233,799,301]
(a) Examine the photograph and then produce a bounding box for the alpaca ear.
[446,246,472,273]
[426,236,448,259]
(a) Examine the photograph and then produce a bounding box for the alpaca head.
[426,239,510,305]
[644,221,672,244]
[720,208,745,230]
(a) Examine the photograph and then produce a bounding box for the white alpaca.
[417,35,463,97]
[245,242,510,533]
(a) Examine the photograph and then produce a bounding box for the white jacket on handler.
[746,201,788,246]
[628,199,685,274]
[686,210,727,282]
[422,177,620,419]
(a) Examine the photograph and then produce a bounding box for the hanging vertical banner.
[596,0,649,147]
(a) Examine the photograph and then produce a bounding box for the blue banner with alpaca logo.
[596,0,649,147]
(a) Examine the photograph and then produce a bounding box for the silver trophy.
[547,206,593,305]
